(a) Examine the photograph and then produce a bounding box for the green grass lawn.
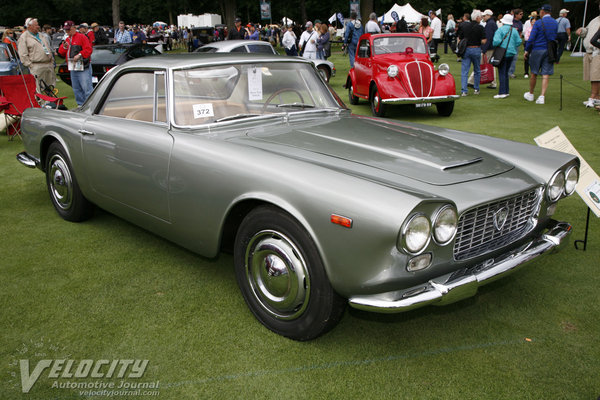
[1,46,599,399]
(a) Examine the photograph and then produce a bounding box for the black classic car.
[57,43,161,86]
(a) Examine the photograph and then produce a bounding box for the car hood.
[237,115,513,186]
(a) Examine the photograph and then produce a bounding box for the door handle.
[78,129,94,136]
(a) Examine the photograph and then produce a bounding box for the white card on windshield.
[248,68,263,101]
[192,103,215,119]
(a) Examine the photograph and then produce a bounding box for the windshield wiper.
[276,103,316,109]
[214,113,261,123]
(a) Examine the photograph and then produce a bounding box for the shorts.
[583,53,600,81]
[529,49,554,76]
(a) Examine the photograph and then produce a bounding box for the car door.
[81,70,173,221]
[354,39,372,97]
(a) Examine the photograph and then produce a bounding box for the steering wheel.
[262,88,305,112]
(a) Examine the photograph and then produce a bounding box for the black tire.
[317,65,331,82]
[348,81,359,105]
[45,142,93,222]
[436,101,455,117]
[370,85,387,117]
[234,206,346,341]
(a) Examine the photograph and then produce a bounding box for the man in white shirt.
[299,21,318,59]
[365,13,381,34]
[429,10,442,54]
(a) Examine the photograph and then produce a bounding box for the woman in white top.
[282,25,297,56]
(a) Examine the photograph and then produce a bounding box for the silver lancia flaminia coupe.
[17,54,579,340]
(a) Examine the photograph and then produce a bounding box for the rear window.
[247,44,277,54]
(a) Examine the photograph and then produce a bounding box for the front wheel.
[348,82,359,105]
[45,142,93,222]
[234,206,346,341]
[370,85,387,117]
[436,101,455,117]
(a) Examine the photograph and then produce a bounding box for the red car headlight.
[387,65,399,78]
[438,63,450,76]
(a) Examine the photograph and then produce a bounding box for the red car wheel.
[370,85,386,117]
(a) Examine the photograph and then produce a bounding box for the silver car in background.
[194,39,336,82]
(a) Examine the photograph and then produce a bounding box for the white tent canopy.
[281,17,295,26]
[381,3,426,24]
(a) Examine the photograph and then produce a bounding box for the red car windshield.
[373,36,428,55]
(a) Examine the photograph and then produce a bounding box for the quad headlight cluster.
[399,205,458,255]
[399,205,458,272]
[546,165,579,202]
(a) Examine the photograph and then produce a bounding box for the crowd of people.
[3,3,599,110]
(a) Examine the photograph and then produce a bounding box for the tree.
[113,0,120,27]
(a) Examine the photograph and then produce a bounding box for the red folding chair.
[0,74,66,140]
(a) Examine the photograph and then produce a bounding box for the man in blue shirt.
[114,21,132,44]
[132,25,147,44]
[343,12,364,68]
[524,4,558,104]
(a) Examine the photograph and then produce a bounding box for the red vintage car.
[346,33,458,117]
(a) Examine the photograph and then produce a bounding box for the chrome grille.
[453,189,541,261]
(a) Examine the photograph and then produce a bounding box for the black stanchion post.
[560,74,563,111]
[574,207,591,251]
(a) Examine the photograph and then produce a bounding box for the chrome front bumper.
[382,95,460,105]
[349,220,572,313]
[17,152,40,168]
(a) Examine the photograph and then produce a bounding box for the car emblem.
[493,207,509,231]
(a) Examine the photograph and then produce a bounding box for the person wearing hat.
[299,21,318,59]
[132,25,147,44]
[78,23,95,46]
[228,17,245,40]
[556,9,571,62]
[17,18,55,92]
[523,4,558,105]
[58,20,93,106]
[92,23,109,45]
[492,14,522,98]
[246,23,259,40]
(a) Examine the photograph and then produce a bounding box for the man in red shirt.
[58,21,93,106]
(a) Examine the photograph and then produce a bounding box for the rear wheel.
[45,142,93,222]
[234,206,346,341]
[317,65,331,82]
[436,101,455,117]
[370,85,387,117]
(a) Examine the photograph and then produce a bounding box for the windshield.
[172,62,341,126]
[373,36,428,55]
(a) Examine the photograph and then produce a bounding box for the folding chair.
[0,74,67,140]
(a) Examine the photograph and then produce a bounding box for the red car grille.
[401,61,434,98]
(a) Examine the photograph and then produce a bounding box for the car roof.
[200,40,274,52]
[120,53,310,70]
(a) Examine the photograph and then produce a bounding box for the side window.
[358,40,370,58]
[98,71,165,123]
[231,46,248,53]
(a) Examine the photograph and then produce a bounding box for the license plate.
[92,76,98,83]
[416,103,432,108]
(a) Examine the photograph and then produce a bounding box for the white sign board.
[534,126,600,217]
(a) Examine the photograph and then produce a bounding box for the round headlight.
[402,214,431,254]
[565,166,579,195]
[387,65,399,78]
[547,171,565,202]
[438,63,450,76]
[433,206,458,244]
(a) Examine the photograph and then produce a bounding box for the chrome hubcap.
[48,155,73,210]
[245,230,310,320]
[373,92,380,111]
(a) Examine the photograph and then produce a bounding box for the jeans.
[70,66,93,106]
[556,32,568,62]
[461,47,481,93]
[497,56,513,95]
[508,53,518,76]
[348,44,357,68]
